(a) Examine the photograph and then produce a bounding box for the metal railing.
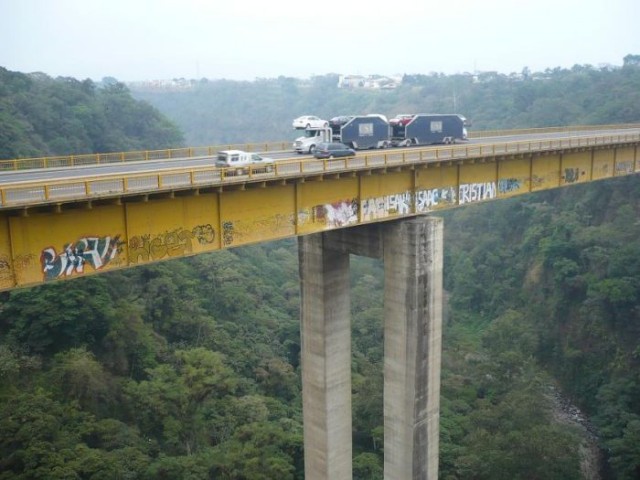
[2,132,638,209]
[0,143,292,171]
[1,124,639,172]
[468,123,640,138]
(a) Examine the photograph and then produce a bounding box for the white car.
[292,115,329,130]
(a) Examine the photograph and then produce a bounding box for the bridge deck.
[0,128,638,291]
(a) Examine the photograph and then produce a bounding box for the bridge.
[1,125,639,479]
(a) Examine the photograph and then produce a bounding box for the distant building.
[338,74,402,90]
[127,78,195,91]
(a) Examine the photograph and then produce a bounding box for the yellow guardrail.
[1,132,639,209]
[1,124,639,172]
[0,142,292,171]
[469,123,640,138]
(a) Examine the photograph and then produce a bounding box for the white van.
[215,150,274,174]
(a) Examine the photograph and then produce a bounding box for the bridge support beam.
[298,216,443,480]
[299,232,353,480]
[382,217,443,480]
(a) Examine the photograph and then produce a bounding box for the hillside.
[129,61,640,147]
[0,68,183,160]
[0,63,640,479]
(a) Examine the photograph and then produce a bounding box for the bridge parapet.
[1,124,639,172]
[1,131,638,209]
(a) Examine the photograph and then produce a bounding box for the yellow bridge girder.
[0,137,638,291]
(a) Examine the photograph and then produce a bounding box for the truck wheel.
[309,145,316,154]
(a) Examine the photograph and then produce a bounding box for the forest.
[0,58,639,479]
[129,55,640,146]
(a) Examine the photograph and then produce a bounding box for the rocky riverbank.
[548,385,604,480]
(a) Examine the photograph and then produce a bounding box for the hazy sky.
[1,0,639,82]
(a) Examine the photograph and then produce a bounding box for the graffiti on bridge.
[41,235,122,280]
[0,255,11,281]
[416,188,456,212]
[312,199,358,227]
[563,168,581,184]
[129,224,215,263]
[362,192,412,221]
[459,182,497,205]
[222,222,234,246]
[498,178,523,194]
[615,161,634,175]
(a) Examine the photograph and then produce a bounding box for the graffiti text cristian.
[129,224,215,263]
[41,235,122,280]
[458,182,497,205]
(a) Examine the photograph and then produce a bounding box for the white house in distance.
[338,74,402,89]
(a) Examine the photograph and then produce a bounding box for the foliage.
[0,67,183,159]
[440,176,640,478]
[2,60,640,477]
[0,244,305,479]
[130,63,640,147]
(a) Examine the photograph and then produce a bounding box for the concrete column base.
[298,217,443,480]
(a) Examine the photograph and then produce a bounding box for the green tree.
[124,347,237,455]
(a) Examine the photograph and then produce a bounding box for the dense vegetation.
[130,57,640,146]
[440,178,640,479]
[0,68,183,159]
[1,60,640,478]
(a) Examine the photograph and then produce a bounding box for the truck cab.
[293,128,332,154]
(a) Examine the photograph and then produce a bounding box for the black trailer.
[392,114,467,146]
[334,115,391,149]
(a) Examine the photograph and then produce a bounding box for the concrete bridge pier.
[299,227,353,480]
[299,216,443,480]
[382,217,443,480]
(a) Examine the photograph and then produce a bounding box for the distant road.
[1,129,638,186]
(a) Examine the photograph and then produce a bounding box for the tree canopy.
[0,67,183,160]
[1,60,640,478]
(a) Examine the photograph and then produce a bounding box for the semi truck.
[292,113,469,153]
[293,115,390,153]
[391,114,468,146]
